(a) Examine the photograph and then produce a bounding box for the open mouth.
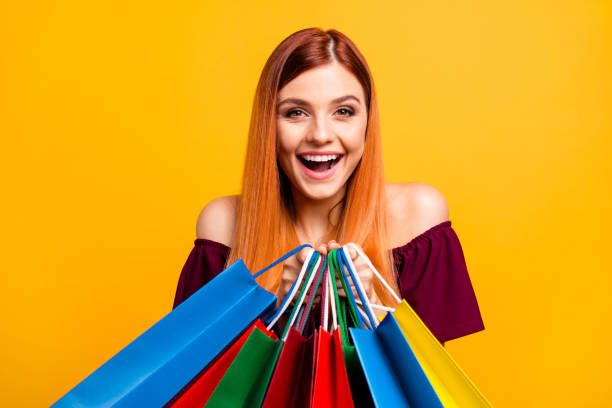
[297,154,343,172]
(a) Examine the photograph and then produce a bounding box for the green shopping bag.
[341,311,373,408]
[204,327,281,408]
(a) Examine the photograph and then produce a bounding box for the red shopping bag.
[312,327,354,408]
[295,328,318,408]
[262,327,307,407]
[263,253,326,408]
[167,320,277,408]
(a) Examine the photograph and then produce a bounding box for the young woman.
[173,28,484,344]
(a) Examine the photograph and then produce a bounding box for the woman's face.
[276,62,368,203]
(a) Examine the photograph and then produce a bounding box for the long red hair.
[226,27,399,306]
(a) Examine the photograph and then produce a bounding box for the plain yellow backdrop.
[1,0,610,406]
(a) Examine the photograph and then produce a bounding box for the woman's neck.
[291,186,345,246]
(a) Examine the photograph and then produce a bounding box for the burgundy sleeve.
[392,221,485,343]
[172,238,231,309]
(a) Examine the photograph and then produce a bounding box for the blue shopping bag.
[52,245,310,408]
[337,244,442,408]
[350,312,444,408]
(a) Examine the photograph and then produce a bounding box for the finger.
[337,279,359,300]
[348,245,358,260]
[335,281,354,299]
[296,247,310,264]
[279,282,292,300]
[316,243,328,256]
[369,286,378,301]
[349,284,360,300]
[328,240,341,250]
[279,285,295,306]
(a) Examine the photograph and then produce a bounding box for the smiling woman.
[173,27,484,345]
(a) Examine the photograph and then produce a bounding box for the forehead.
[278,63,365,104]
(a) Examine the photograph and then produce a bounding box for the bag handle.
[344,243,401,304]
[266,248,317,331]
[296,255,325,334]
[329,249,366,345]
[338,247,378,328]
[353,298,395,312]
[254,244,313,278]
[262,251,318,327]
[320,257,330,331]
[338,243,403,327]
[326,264,338,332]
[334,249,372,330]
[328,250,346,338]
[329,249,356,332]
[282,254,324,341]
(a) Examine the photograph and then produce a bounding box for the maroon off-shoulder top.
[172,220,485,343]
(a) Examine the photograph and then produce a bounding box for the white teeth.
[301,154,339,162]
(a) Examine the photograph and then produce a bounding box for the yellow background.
[1,1,610,406]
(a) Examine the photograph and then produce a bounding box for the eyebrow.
[276,94,361,108]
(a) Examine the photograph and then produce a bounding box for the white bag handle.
[344,243,402,304]
[327,265,338,332]
[283,254,322,341]
[267,248,316,331]
[354,298,395,312]
[340,243,402,327]
[322,260,329,331]
[356,304,371,324]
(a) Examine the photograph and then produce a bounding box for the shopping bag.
[167,320,277,408]
[350,313,443,408]
[52,245,310,408]
[311,260,354,408]
[336,245,441,408]
[169,248,321,408]
[205,326,282,407]
[330,248,374,408]
[294,329,318,408]
[262,252,325,408]
[393,301,492,407]
[207,249,323,408]
[293,266,323,408]
[334,280,373,405]
[342,342,373,408]
[341,243,492,408]
[311,327,354,408]
[262,327,307,407]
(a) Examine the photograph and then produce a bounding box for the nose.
[306,116,334,145]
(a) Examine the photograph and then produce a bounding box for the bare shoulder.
[195,195,238,247]
[385,182,450,247]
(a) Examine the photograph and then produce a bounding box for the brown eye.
[286,109,305,117]
[337,108,354,116]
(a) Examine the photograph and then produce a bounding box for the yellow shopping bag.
[393,300,492,407]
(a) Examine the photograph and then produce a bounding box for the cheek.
[276,122,288,150]
[276,126,299,171]
[342,126,366,156]
[348,138,365,156]
[277,118,309,149]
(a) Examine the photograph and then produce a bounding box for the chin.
[297,182,344,201]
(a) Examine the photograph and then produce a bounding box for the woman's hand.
[276,241,381,311]
[328,241,380,306]
[277,243,327,308]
